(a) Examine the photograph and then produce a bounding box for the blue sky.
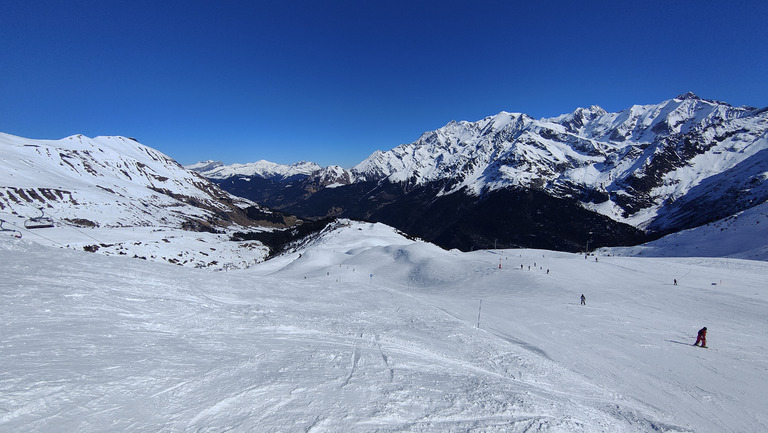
[2,1,766,168]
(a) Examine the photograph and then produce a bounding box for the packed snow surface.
[2,221,767,432]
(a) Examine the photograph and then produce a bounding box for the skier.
[674,279,678,285]
[580,294,586,305]
[693,327,707,348]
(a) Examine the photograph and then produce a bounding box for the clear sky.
[2,1,766,168]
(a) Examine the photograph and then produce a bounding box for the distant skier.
[580,294,586,305]
[694,327,707,348]
[674,279,678,285]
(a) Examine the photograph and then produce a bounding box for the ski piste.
[0,222,762,432]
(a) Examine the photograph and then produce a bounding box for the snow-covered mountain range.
[192,93,768,251]
[3,92,766,261]
[353,93,768,229]
[186,159,322,181]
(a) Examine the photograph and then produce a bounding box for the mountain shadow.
[277,181,647,252]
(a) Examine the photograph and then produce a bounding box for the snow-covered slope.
[604,200,768,260]
[0,132,260,229]
[2,220,766,432]
[0,132,274,268]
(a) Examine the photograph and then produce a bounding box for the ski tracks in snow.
[342,333,395,388]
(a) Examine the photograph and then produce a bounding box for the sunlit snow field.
[2,221,767,432]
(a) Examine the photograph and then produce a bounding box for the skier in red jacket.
[694,327,707,348]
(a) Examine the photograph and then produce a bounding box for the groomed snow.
[2,220,766,432]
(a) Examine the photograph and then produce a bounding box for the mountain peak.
[674,92,733,107]
[186,160,224,172]
[587,105,607,115]
[675,91,701,101]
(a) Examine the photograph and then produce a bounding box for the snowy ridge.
[187,159,322,180]
[306,164,353,188]
[2,220,766,432]
[0,132,256,228]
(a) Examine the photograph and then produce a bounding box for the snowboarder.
[694,327,707,348]
[580,294,586,305]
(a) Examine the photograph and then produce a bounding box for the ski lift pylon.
[24,208,55,229]
[0,219,22,238]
